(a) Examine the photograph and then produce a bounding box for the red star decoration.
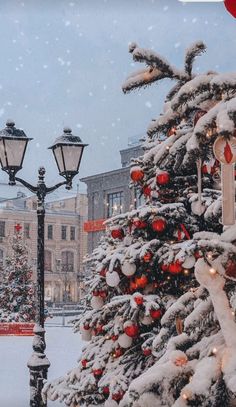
[15,224,22,232]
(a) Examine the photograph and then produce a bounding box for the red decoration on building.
[130,168,144,182]
[134,294,144,305]
[142,185,152,197]
[224,141,233,164]
[152,218,167,233]
[224,0,236,19]
[135,274,148,288]
[124,323,139,337]
[111,228,124,240]
[14,224,22,232]
[143,251,153,263]
[84,219,106,233]
[156,172,170,186]
[150,309,162,319]
[168,260,183,274]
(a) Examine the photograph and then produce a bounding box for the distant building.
[81,145,144,253]
[0,183,87,304]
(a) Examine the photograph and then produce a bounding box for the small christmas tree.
[0,224,35,323]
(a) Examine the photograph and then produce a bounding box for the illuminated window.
[107,192,124,217]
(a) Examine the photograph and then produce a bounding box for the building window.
[134,187,145,209]
[61,251,74,272]
[48,225,53,240]
[32,201,37,210]
[107,191,124,218]
[61,225,67,240]
[24,223,30,239]
[0,249,4,267]
[45,250,52,272]
[0,221,5,238]
[70,226,75,241]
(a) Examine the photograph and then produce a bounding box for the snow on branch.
[184,41,207,77]
[122,67,167,94]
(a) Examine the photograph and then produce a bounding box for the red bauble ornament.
[130,280,138,291]
[111,335,118,341]
[83,324,90,330]
[111,228,124,240]
[81,359,88,368]
[124,323,139,337]
[114,347,123,358]
[133,219,147,229]
[194,110,207,126]
[93,368,103,377]
[99,290,107,299]
[143,185,152,197]
[156,172,170,185]
[169,260,183,274]
[112,391,124,402]
[143,251,153,263]
[224,0,236,19]
[150,308,162,319]
[225,260,236,279]
[152,218,167,233]
[143,348,152,356]
[134,294,144,305]
[102,386,110,395]
[93,290,99,297]
[136,275,148,288]
[161,263,169,272]
[96,324,104,333]
[130,168,144,182]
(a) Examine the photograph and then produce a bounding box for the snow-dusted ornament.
[213,136,236,225]
[182,255,195,269]
[106,271,120,287]
[121,261,136,276]
[191,199,205,216]
[118,333,133,349]
[140,315,153,326]
[91,296,104,310]
[80,325,92,341]
[170,350,188,367]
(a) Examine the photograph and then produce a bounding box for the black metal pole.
[27,168,50,407]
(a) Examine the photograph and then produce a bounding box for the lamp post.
[0,120,88,407]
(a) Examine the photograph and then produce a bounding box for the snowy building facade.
[81,145,143,253]
[0,183,88,304]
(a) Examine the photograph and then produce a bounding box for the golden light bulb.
[209,268,216,275]
[212,347,217,354]
[182,393,188,400]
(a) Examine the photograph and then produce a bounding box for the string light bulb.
[209,267,216,275]
[182,393,188,400]
[212,347,217,354]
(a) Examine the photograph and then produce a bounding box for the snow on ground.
[0,317,84,407]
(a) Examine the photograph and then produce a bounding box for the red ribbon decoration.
[180,224,191,240]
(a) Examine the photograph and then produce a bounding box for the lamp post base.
[27,325,50,407]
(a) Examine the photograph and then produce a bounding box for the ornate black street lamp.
[0,120,88,407]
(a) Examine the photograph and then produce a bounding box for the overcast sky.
[0,0,234,192]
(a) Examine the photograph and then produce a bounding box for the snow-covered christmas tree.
[43,42,218,406]
[0,224,35,323]
[118,44,236,407]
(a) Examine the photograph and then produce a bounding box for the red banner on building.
[0,323,34,336]
[84,219,106,232]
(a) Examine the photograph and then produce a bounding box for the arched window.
[61,251,74,272]
[0,248,4,270]
[45,250,52,272]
